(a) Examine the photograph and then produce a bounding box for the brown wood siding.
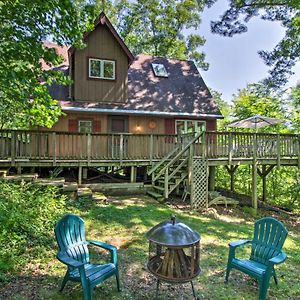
[73,25,128,103]
[49,114,216,135]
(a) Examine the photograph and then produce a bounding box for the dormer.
[69,12,134,103]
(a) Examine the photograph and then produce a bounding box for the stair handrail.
[147,147,180,175]
[154,132,203,181]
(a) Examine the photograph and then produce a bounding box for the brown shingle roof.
[126,54,222,117]
[44,46,223,118]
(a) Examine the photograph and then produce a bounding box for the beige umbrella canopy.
[228,115,285,130]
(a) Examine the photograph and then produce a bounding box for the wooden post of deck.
[87,133,91,166]
[257,165,275,202]
[252,134,258,210]
[277,134,281,168]
[130,166,137,183]
[228,132,233,164]
[17,166,22,175]
[11,131,16,166]
[252,162,258,210]
[78,166,82,185]
[208,166,216,191]
[261,165,267,203]
[225,165,238,192]
[150,134,154,165]
[52,132,57,166]
[164,168,169,199]
[82,168,88,180]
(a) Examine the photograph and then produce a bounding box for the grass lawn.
[1,195,299,300]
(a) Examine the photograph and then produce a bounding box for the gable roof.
[69,12,134,65]
[55,54,222,118]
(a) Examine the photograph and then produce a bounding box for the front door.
[108,116,128,158]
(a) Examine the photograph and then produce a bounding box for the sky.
[195,0,300,102]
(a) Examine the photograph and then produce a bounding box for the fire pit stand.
[146,216,201,299]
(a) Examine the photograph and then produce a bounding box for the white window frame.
[78,120,92,134]
[88,58,115,80]
[175,120,206,135]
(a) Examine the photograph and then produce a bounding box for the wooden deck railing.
[205,131,300,160]
[0,130,298,164]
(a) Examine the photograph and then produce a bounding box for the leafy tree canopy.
[207,0,300,90]
[231,83,287,132]
[75,0,209,70]
[0,0,92,128]
[287,83,300,131]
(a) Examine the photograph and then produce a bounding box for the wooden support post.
[277,134,281,168]
[130,166,137,183]
[52,132,57,166]
[82,167,88,180]
[257,165,275,203]
[225,165,238,192]
[252,161,258,210]
[78,166,82,185]
[11,131,16,166]
[164,168,169,199]
[188,143,194,186]
[261,165,267,203]
[17,166,22,175]
[228,132,233,164]
[208,166,216,191]
[87,133,91,166]
[150,134,154,165]
[120,134,123,164]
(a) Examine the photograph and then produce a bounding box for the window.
[78,120,92,133]
[175,120,205,135]
[89,58,115,80]
[152,63,168,77]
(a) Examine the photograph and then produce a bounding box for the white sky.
[196,0,300,101]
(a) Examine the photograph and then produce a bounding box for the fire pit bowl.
[146,215,201,298]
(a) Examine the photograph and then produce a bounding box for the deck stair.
[147,132,203,200]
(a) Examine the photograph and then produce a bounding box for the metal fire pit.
[146,216,201,299]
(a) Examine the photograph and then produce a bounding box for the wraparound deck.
[0,130,298,167]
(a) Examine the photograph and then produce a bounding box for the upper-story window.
[89,58,115,80]
[152,63,168,77]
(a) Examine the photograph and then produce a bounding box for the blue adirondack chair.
[225,217,288,300]
[55,214,121,300]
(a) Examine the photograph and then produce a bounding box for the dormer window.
[89,58,115,80]
[152,63,168,77]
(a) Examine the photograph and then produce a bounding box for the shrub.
[0,181,66,276]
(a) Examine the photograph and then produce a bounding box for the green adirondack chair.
[225,217,288,300]
[55,214,121,300]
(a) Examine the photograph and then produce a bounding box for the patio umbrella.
[227,115,285,130]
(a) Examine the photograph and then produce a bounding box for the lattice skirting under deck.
[191,157,208,209]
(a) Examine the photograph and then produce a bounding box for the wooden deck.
[0,130,299,167]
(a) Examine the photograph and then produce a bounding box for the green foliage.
[0,181,66,276]
[76,0,209,70]
[0,0,93,128]
[209,0,300,90]
[231,83,287,132]
[288,84,300,131]
[210,89,231,129]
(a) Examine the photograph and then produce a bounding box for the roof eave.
[61,106,224,119]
